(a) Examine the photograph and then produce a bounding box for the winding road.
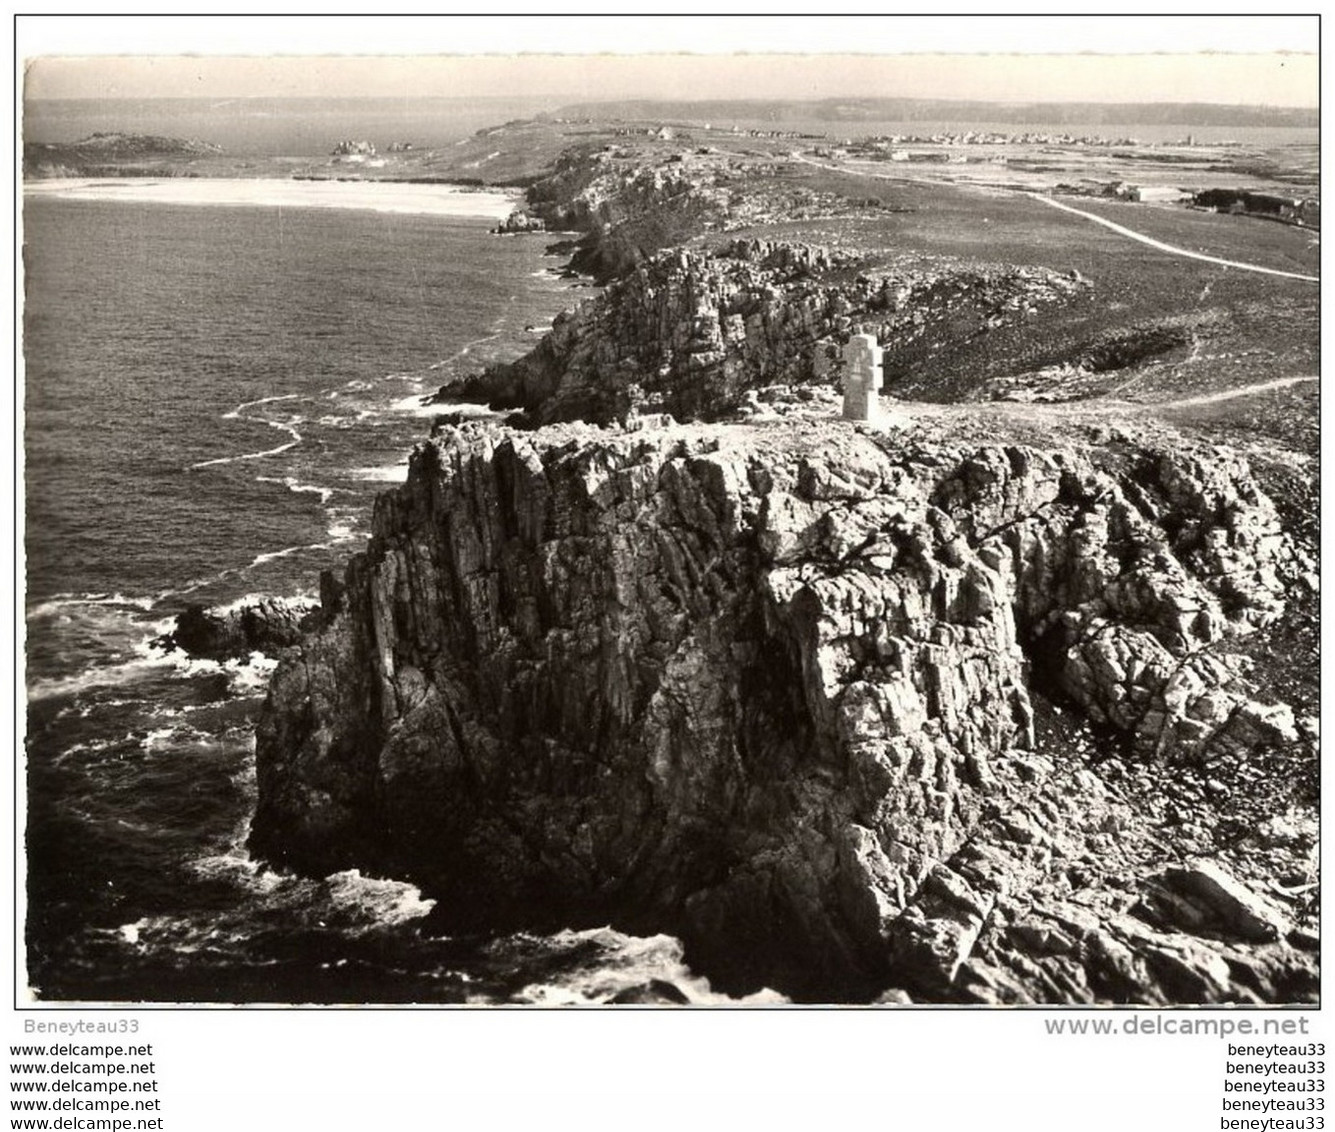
[994,374,1317,416]
[1026,194,1319,283]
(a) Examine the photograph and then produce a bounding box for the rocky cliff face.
[523,145,913,282]
[446,239,1088,426]
[250,415,1312,1001]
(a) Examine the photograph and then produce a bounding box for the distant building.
[1127,185,1192,203]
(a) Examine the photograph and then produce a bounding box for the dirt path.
[1136,374,1318,410]
[1026,195,1319,283]
[902,375,1318,422]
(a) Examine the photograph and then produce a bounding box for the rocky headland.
[248,124,1319,1004]
[22,132,226,179]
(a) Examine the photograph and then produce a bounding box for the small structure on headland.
[841,333,884,422]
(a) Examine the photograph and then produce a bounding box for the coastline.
[24,183,628,1002]
[22,175,521,219]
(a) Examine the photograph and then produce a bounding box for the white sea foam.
[210,592,316,617]
[190,842,289,897]
[140,726,181,750]
[27,608,181,700]
[186,846,434,931]
[190,418,302,470]
[427,325,506,372]
[256,475,335,504]
[324,870,436,927]
[157,568,242,602]
[27,592,157,619]
[27,654,178,702]
[248,542,329,569]
[223,393,302,420]
[25,177,517,220]
[510,927,789,1006]
[388,394,502,420]
[225,652,280,692]
[349,465,409,483]
[388,393,435,414]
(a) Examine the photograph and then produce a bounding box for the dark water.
[22,191,769,1005]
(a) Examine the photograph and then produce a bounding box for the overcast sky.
[20,15,1320,107]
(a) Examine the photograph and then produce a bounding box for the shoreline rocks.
[154,598,320,662]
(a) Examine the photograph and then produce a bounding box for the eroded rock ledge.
[249,416,1312,1002]
[442,239,1088,427]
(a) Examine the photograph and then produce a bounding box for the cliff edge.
[249,125,1318,1003]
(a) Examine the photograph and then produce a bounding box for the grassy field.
[715,167,1317,406]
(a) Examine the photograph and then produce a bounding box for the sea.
[21,182,777,1005]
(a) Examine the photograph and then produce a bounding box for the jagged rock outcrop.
[443,240,1088,426]
[521,146,901,282]
[493,210,546,234]
[250,416,1309,1001]
[155,598,320,662]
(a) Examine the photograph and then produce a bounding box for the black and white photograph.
[11,9,1324,1123]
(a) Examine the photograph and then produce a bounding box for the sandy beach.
[23,176,519,219]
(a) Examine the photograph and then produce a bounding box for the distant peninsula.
[22,132,224,178]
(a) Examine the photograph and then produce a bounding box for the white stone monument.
[841,333,883,422]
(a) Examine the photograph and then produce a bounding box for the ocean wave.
[48,734,139,768]
[27,653,178,702]
[157,569,243,602]
[223,393,302,420]
[26,592,157,620]
[248,542,330,569]
[427,325,507,372]
[157,649,281,690]
[226,653,280,692]
[185,846,435,932]
[208,592,306,617]
[27,607,180,701]
[323,870,437,927]
[135,721,233,753]
[348,464,409,482]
